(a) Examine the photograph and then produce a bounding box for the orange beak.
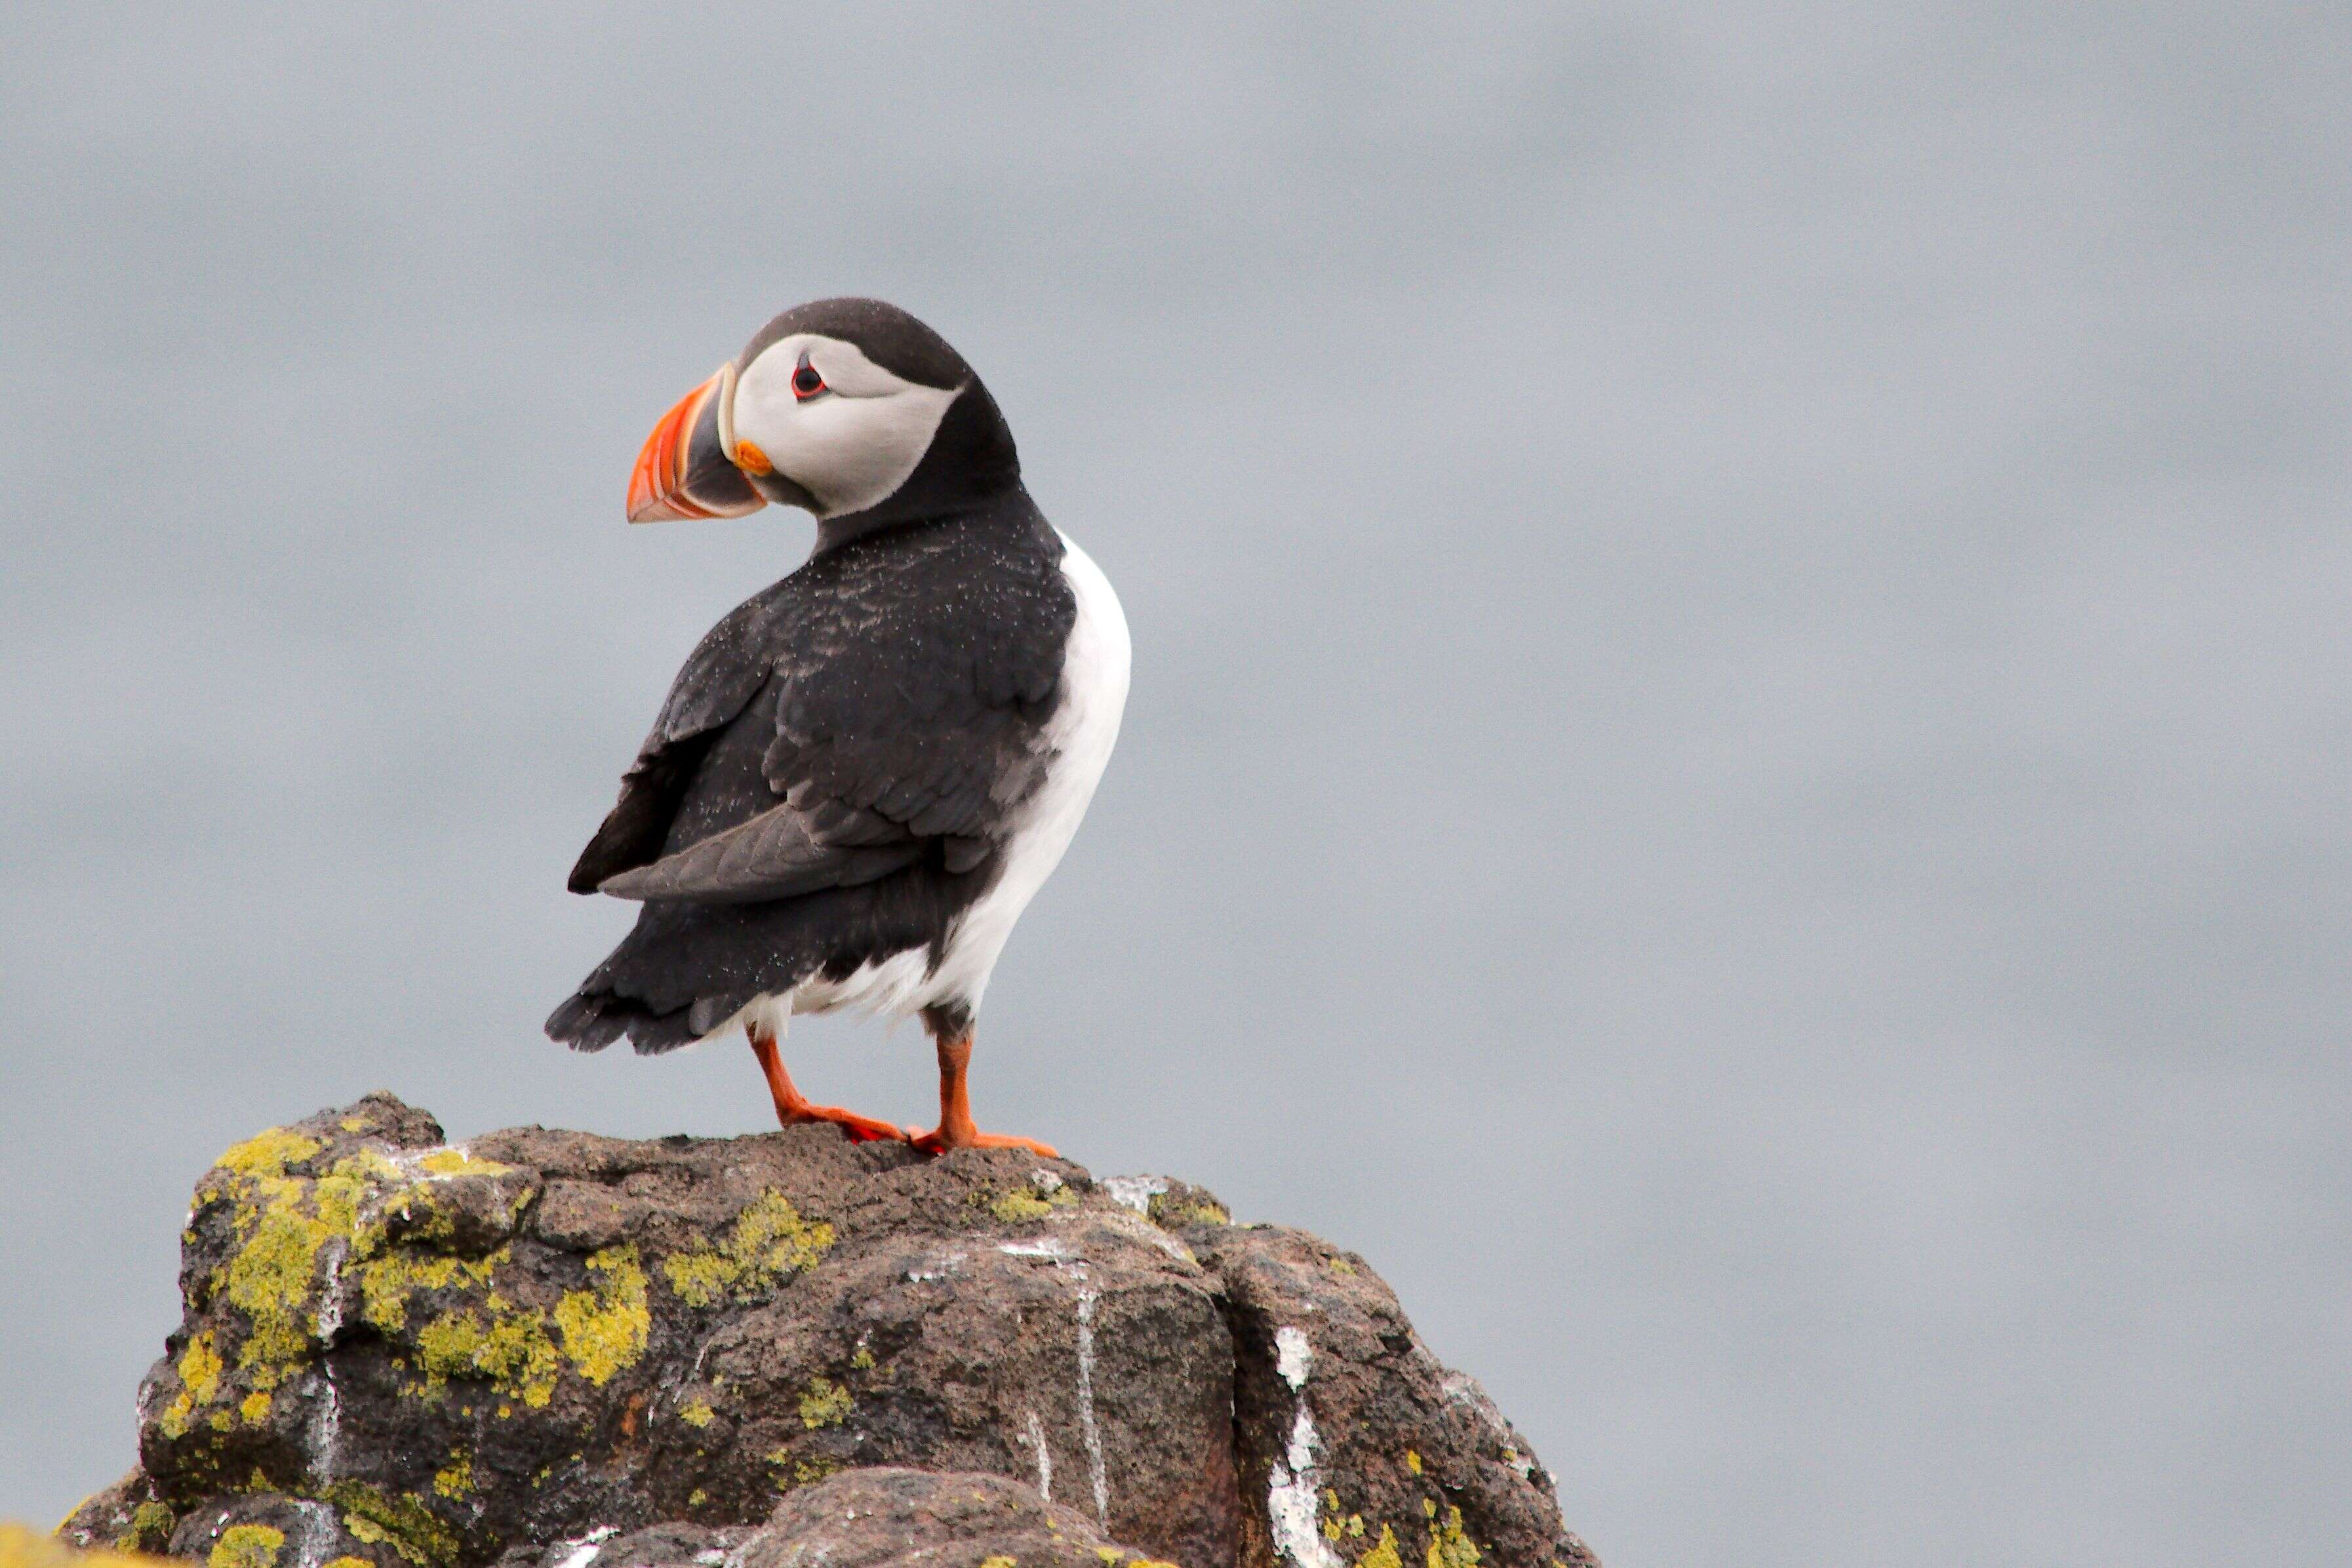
[625,364,767,523]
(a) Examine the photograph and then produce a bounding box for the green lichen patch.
[971,1178,1080,1225]
[1146,1192,1230,1228]
[124,1501,176,1554]
[984,1187,1050,1223]
[207,1524,285,1568]
[761,1445,845,1491]
[660,1192,833,1306]
[328,1482,461,1568]
[797,1376,852,1429]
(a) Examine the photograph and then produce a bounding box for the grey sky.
[3,6,2347,1564]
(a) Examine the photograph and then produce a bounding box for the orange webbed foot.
[749,1029,908,1145]
[783,1102,909,1144]
[906,1124,1059,1158]
[907,1021,1056,1158]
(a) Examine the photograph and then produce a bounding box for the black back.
[549,488,1077,1054]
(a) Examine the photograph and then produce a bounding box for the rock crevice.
[60,1093,1593,1568]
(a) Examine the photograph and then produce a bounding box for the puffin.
[546,298,1129,1156]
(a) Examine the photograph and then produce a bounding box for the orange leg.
[907,1026,1058,1157]
[749,1029,906,1143]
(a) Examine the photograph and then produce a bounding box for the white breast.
[917,529,1130,1015]
[760,528,1130,1032]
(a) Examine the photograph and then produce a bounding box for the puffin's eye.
[791,353,826,401]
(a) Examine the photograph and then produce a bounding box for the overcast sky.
[3,7,2347,1565]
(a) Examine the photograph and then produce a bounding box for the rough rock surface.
[58,1094,1594,1568]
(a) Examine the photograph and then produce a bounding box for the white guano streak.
[1099,1175,1168,1215]
[551,1527,616,1568]
[309,1237,349,1485]
[1025,1406,1054,1502]
[1265,1327,1338,1567]
[284,1500,339,1568]
[1073,1263,1111,1526]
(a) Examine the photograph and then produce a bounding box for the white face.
[729,332,962,518]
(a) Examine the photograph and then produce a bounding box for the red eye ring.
[791,351,826,401]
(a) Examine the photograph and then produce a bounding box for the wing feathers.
[597,803,922,903]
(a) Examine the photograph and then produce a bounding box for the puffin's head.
[626,298,1018,528]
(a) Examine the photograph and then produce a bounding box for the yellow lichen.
[196,1131,532,1413]
[686,1489,709,1508]
[797,1376,852,1428]
[431,1452,471,1500]
[328,1483,459,1568]
[1330,1257,1359,1276]
[208,1525,283,1568]
[418,1148,511,1177]
[1146,1192,1231,1228]
[213,1128,321,1181]
[680,1400,715,1428]
[1405,1449,1423,1475]
[159,1333,225,1439]
[359,1251,501,1336]
[416,1299,560,1408]
[660,1251,734,1310]
[239,1392,272,1426]
[1425,1506,1481,1567]
[1357,1525,1404,1568]
[320,1559,371,1568]
[850,1344,876,1370]
[195,1145,428,1398]
[979,1558,1016,1568]
[986,1188,1054,1223]
[126,1501,176,1552]
[554,1245,648,1386]
[661,1192,833,1306]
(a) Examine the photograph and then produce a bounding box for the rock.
[492,1470,1168,1568]
[60,1093,1593,1568]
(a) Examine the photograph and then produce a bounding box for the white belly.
[709,530,1130,1040]
[912,529,1130,1015]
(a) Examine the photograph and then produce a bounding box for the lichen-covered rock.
[1193,1226,1599,1568]
[63,1094,1589,1568]
[492,1470,1168,1568]
[53,1474,173,1558]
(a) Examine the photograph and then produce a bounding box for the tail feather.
[548,870,953,1056]
[544,989,715,1055]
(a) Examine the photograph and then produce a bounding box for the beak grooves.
[626,363,763,523]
